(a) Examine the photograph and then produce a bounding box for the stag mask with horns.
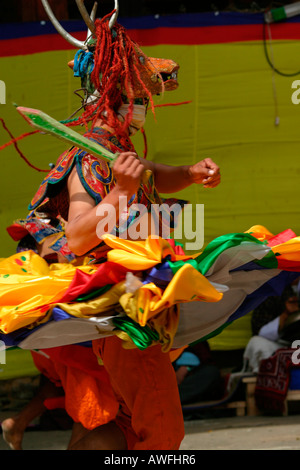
[41,0,179,100]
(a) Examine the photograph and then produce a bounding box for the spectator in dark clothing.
[243,283,300,373]
[173,342,224,404]
[251,285,299,340]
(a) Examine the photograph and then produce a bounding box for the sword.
[16,106,119,165]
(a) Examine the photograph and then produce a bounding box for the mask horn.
[109,0,119,29]
[75,0,119,33]
[86,2,98,40]
[41,0,87,49]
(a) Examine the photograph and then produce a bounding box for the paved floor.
[1,413,300,451]
[181,414,300,450]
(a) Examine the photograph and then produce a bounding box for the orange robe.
[93,336,185,450]
[32,344,119,430]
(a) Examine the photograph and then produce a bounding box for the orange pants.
[93,336,185,450]
[31,345,119,430]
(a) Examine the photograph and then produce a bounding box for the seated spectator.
[173,342,224,404]
[244,283,300,373]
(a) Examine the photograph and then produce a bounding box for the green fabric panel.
[169,232,277,275]
[168,258,199,275]
[75,284,113,301]
[194,232,266,274]
[113,316,159,350]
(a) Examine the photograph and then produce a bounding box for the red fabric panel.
[1,23,300,57]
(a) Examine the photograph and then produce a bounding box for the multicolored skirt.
[1,225,299,352]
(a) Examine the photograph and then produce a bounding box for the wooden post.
[242,376,261,416]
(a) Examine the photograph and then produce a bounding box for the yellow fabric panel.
[103,233,199,269]
[0,250,97,333]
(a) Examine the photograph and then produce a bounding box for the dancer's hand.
[113,152,144,197]
[188,158,220,188]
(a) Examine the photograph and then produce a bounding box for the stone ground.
[1,374,300,452]
[1,410,300,451]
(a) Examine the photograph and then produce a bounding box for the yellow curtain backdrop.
[1,41,300,256]
[1,36,300,355]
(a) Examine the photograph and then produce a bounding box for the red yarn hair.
[69,12,155,151]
